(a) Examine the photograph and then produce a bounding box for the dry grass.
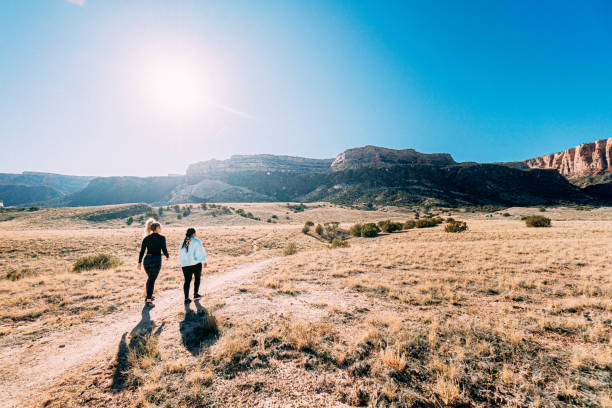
[3,204,612,407]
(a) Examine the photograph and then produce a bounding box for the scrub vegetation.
[0,203,610,407]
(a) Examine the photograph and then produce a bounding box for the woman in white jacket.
[177,228,207,303]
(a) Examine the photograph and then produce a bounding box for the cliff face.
[523,138,612,178]
[331,145,456,171]
[187,155,333,177]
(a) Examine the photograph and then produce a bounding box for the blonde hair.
[144,218,161,236]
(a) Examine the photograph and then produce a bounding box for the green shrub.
[349,223,362,237]
[302,225,310,234]
[446,217,455,223]
[236,208,260,221]
[200,203,208,210]
[304,220,314,227]
[331,238,350,248]
[73,254,121,272]
[416,217,443,228]
[182,206,191,217]
[539,207,546,212]
[145,206,157,217]
[360,223,380,237]
[525,215,551,228]
[287,203,307,213]
[315,224,323,235]
[403,220,416,229]
[28,206,40,212]
[502,213,511,217]
[158,207,164,216]
[283,242,297,256]
[379,220,402,233]
[126,216,134,225]
[323,222,341,242]
[177,214,182,220]
[445,221,468,233]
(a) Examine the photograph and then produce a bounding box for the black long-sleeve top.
[138,233,169,263]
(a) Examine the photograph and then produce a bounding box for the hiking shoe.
[184,298,192,304]
[193,293,202,300]
[145,301,155,308]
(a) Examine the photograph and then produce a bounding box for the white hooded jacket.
[177,237,206,267]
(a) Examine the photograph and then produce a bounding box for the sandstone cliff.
[187,155,334,177]
[331,145,456,171]
[523,138,612,178]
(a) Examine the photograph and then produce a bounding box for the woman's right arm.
[138,238,146,266]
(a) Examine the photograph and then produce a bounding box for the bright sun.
[141,58,210,119]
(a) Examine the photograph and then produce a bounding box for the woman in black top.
[138,219,169,308]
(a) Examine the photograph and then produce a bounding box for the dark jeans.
[182,263,202,299]
[143,255,162,300]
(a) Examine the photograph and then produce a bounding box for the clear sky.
[1,1,611,176]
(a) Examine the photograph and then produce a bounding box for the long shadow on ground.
[111,307,165,391]
[179,300,218,356]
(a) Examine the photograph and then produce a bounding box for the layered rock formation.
[523,138,612,178]
[187,155,333,177]
[331,146,456,171]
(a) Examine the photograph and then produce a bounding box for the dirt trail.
[0,258,277,408]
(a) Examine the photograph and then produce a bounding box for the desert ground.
[0,203,610,407]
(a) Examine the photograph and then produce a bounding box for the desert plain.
[0,202,610,407]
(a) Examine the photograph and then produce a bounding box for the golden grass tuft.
[73,253,121,272]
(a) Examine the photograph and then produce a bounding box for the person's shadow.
[111,306,165,391]
[179,300,218,356]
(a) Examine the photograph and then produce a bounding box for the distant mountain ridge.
[0,172,93,195]
[2,143,612,208]
[0,184,63,206]
[0,172,94,206]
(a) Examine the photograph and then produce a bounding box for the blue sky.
[1,0,611,176]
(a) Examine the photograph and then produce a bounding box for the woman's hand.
[137,263,142,271]
[166,257,170,261]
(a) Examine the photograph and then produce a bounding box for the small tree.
[323,222,340,242]
[525,215,551,228]
[126,216,134,225]
[145,206,156,217]
[315,224,323,235]
[360,223,380,237]
[445,221,468,233]
[331,238,350,248]
[349,223,362,237]
[403,220,416,229]
[379,220,402,233]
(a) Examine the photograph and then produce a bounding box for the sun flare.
[141,58,210,119]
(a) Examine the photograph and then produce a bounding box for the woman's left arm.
[198,241,207,265]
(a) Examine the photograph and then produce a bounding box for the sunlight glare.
[141,57,210,120]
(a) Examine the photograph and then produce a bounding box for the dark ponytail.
[182,228,196,250]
